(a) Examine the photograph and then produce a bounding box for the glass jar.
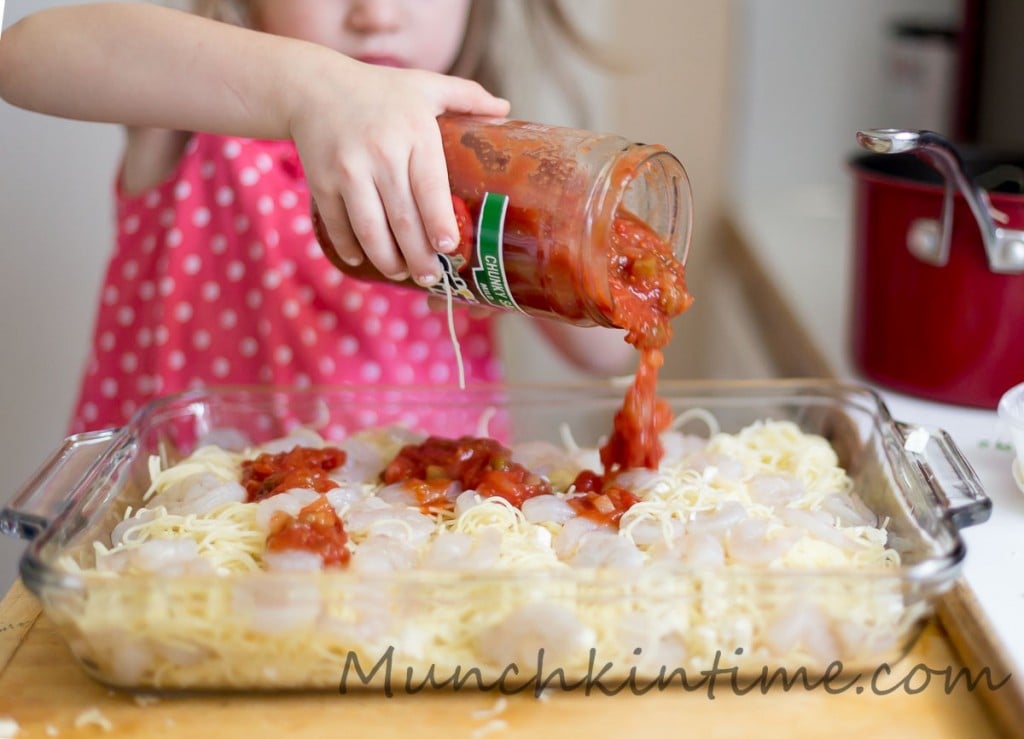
[313,115,693,331]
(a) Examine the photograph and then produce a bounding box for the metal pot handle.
[894,420,992,530]
[0,429,119,541]
[857,128,1024,273]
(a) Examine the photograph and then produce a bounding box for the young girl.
[0,1,632,433]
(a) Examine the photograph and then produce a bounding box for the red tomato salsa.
[240,446,346,502]
[568,470,641,526]
[565,210,690,518]
[404,478,459,514]
[599,209,690,476]
[383,435,551,509]
[266,496,350,567]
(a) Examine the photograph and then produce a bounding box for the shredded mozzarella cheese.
[0,718,20,739]
[53,420,911,691]
[443,276,466,390]
[73,708,113,732]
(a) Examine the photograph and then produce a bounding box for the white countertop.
[730,186,1024,679]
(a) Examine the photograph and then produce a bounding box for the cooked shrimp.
[552,516,607,559]
[748,474,805,507]
[254,488,320,532]
[421,528,501,570]
[685,452,745,481]
[346,426,424,465]
[421,531,472,567]
[511,440,584,482]
[454,490,483,517]
[147,474,247,516]
[763,606,841,663]
[375,482,418,508]
[109,638,156,684]
[344,500,435,544]
[687,500,747,536]
[682,532,726,567]
[324,483,370,513]
[232,579,322,635]
[96,539,211,576]
[570,531,644,568]
[658,430,708,467]
[111,506,162,546]
[348,534,420,573]
[613,467,662,495]
[778,507,867,553]
[76,631,157,685]
[334,435,387,484]
[820,492,877,528]
[620,514,686,547]
[725,519,800,565]
[376,480,461,509]
[521,494,576,525]
[263,550,324,572]
[259,427,326,454]
[476,601,596,669]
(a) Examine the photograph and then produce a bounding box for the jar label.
[472,192,523,313]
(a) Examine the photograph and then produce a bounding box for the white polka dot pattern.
[68,133,500,433]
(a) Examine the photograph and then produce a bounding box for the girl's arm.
[533,323,637,377]
[0,2,509,285]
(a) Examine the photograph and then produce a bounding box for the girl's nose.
[345,0,402,33]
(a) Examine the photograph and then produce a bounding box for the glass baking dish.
[0,380,991,692]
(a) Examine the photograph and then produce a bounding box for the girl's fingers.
[408,129,460,257]
[376,153,443,287]
[339,178,407,280]
[435,78,511,118]
[313,196,363,268]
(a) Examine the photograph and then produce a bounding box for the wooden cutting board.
[0,580,1011,738]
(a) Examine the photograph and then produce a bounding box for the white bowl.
[997,382,1024,493]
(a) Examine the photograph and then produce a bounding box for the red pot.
[849,130,1024,409]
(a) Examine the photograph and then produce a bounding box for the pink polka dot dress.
[69,133,502,433]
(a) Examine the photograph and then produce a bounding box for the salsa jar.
[313,116,693,331]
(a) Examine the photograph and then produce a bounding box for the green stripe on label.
[471,192,522,312]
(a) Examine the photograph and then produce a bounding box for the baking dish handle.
[895,421,992,529]
[1,429,119,541]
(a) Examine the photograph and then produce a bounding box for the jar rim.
[623,146,693,265]
[578,144,693,328]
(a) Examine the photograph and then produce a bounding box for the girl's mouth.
[356,55,408,68]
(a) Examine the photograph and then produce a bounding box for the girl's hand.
[288,54,509,287]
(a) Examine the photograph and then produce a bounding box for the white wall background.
[730,0,960,199]
[1,0,123,590]
[0,0,960,593]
